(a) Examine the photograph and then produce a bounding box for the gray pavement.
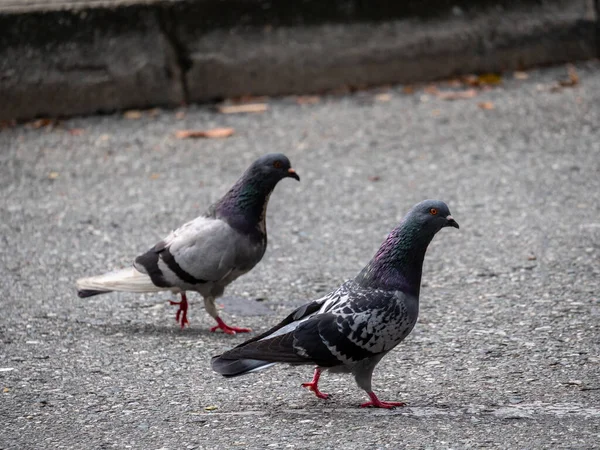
[1,61,599,449]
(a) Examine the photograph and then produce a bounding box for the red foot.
[210,316,251,335]
[360,391,406,409]
[301,368,330,399]
[169,292,189,329]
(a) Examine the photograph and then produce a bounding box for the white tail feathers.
[76,267,166,295]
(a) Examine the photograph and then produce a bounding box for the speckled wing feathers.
[213,280,418,370]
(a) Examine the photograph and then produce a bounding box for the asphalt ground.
[1,61,599,449]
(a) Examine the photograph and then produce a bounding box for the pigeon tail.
[76,267,165,298]
[211,355,275,378]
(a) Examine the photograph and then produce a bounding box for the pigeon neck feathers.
[214,170,277,238]
[355,218,437,296]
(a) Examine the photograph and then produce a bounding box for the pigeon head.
[246,153,300,183]
[215,153,299,236]
[406,199,459,234]
[355,199,458,293]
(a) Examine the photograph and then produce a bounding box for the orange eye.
[273,160,282,169]
[430,208,438,215]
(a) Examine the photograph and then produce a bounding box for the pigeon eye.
[429,208,438,215]
[273,160,282,169]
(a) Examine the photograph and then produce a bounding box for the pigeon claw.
[360,392,406,409]
[301,382,330,400]
[169,293,189,329]
[210,317,251,335]
[301,368,330,399]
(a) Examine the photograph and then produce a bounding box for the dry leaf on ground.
[402,85,415,94]
[464,73,502,86]
[28,118,57,129]
[550,65,579,92]
[436,89,478,100]
[175,128,235,139]
[295,96,320,105]
[514,71,529,80]
[478,101,495,110]
[375,93,392,102]
[218,103,268,114]
[123,110,142,120]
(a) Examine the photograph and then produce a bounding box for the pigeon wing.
[215,282,404,367]
[135,216,247,287]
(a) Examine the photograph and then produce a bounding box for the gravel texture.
[1,61,599,449]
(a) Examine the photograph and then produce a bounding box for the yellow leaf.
[218,103,268,114]
[204,405,218,411]
[477,73,502,85]
[48,171,59,179]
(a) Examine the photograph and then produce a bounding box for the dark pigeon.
[76,153,300,334]
[212,199,458,407]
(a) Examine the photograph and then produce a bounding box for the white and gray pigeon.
[212,199,458,407]
[76,153,300,334]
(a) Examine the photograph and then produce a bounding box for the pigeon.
[76,153,300,334]
[211,199,458,407]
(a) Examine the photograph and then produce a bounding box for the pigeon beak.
[446,215,459,229]
[287,168,300,181]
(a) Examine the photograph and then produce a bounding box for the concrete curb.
[0,0,598,120]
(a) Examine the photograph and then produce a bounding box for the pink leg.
[169,292,189,329]
[360,391,406,409]
[301,368,330,399]
[210,316,251,335]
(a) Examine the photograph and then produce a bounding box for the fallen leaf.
[3,387,10,393]
[478,101,495,110]
[175,128,235,139]
[204,405,218,411]
[150,173,160,180]
[123,110,142,120]
[559,64,579,87]
[375,93,392,102]
[48,172,59,180]
[464,73,502,86]
[477,73,502,85]
[68,128,85,136]
[295,96,320,105]
[514,71,529,80]
[218,103,268,114]
[436,89,478,100]
[402,85,415,94]
[29,118,56,129]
